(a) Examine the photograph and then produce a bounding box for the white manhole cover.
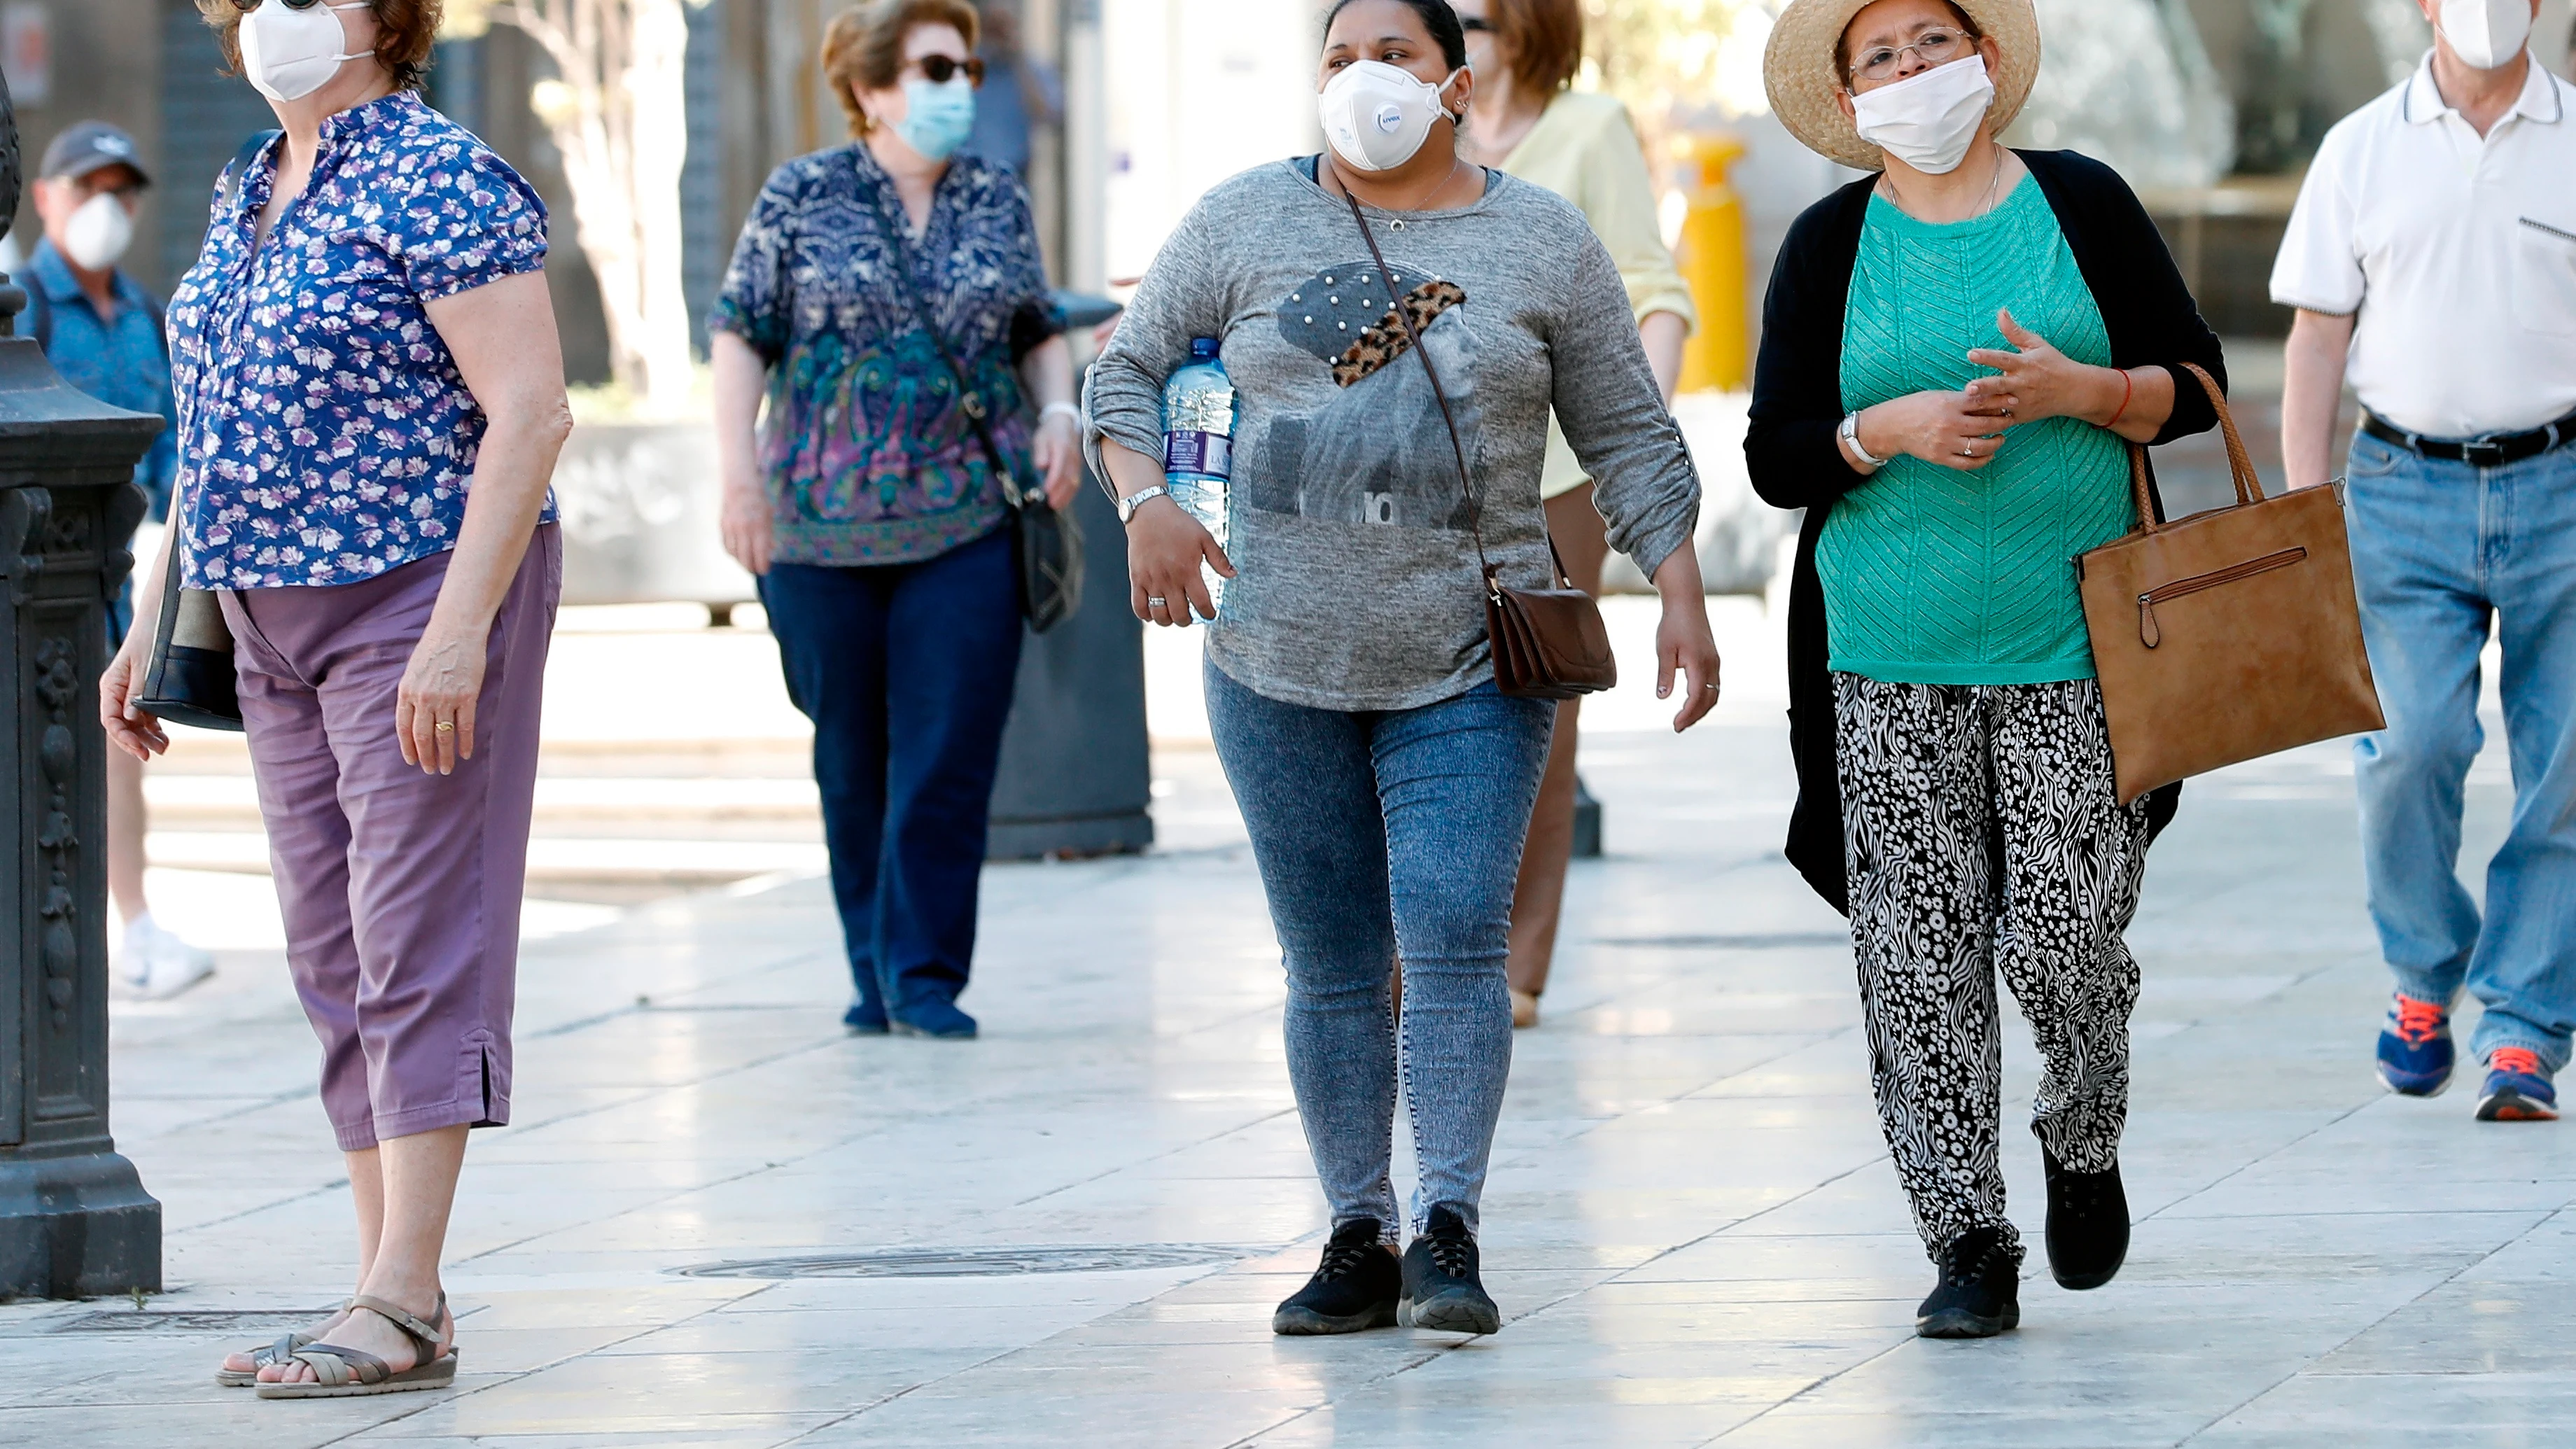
[673,1245,1245,1279]
[53,1310,344,1335]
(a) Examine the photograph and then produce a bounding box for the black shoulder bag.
[862,177,1082,633]
[134,127,281,733]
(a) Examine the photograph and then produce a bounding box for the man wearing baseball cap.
[24,120,214,1000]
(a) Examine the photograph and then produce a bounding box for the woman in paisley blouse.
[712,0,1079,1042]
[101,0,568,1396]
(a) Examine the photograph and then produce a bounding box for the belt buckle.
[2461,438,2507,468]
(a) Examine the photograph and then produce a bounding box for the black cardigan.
[1744,149,2226,913]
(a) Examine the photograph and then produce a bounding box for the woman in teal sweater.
[1749,0,2225,1340]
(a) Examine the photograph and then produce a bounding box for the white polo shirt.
[2272,52,2576,440]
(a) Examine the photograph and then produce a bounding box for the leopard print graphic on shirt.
[1833,673,2154,1263]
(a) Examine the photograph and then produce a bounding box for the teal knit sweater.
[1819,177,2134,685]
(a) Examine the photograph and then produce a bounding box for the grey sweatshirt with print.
[1084,160,1700,713]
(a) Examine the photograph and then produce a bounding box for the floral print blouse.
[166,90,554,590]
[710,145,1064,566]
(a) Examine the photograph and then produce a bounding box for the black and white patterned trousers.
[1833,674,2153,1263]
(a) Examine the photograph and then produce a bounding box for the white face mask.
[1318,59,1464,173]
[1849,52,1996,176]
[2439,0,2533,70]
[240,0,372,104]
[60,192,135,272]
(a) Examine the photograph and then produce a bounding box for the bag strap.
[1331,162,1522,600]
[857,160,1030,511]
[2124,360,2255,536]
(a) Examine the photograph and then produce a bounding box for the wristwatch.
[1840,412,1889,470]
[1116,484,1172,524]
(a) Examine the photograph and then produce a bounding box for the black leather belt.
[2362,408,2576,468]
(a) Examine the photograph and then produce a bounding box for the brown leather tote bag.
[2077,363,2384,804]
[1334,174,1616,700]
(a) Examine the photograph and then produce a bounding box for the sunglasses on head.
[912,55,986,86]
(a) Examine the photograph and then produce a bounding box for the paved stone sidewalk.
[4,698,2568,1446]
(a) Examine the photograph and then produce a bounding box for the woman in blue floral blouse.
[101,0,570,1399]
[712,0,1080,1042]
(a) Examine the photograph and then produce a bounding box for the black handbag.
[132,127,279,733]
[862,176,1083,633]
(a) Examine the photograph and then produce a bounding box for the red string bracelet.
[2106,368,2135,430]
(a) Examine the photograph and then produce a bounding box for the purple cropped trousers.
[222,526,561,1152]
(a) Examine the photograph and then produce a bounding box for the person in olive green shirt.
[1456,0,1696,1029]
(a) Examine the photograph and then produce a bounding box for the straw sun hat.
[1763,0,2042,172]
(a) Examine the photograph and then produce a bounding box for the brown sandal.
[254,1292,456,1399]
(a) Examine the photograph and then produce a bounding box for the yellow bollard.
[1674,132,1749,395]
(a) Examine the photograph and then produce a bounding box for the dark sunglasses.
[227,0,346,10]
[911,55,986,86]
[1460,16,1494,32]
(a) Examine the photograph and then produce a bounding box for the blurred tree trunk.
[449,0,703,416]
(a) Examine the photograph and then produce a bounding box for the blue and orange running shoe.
[2376,993,2455,1097]
[2477,1047,2558,1122]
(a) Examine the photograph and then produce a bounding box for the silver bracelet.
[1040,400,1084,428]
[1840,412,1889,470]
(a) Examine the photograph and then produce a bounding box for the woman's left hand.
[1963,307,2118,428]
[397,624,487,776]
[1032,411,1083,512]
[1656,595,1723,734]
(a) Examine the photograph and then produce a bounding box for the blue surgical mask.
[893,77,977,162]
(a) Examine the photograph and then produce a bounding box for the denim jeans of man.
[759,527,1024,1024]
[1206,659,1554,1240]
[2345,430,2576,1070]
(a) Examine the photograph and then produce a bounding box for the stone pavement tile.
[2306,1278,2576,1375]
[1246,1396,1760,1448]
[2187,1371,2576,1446]
[1712,1406,2213,1448]
[357,1348,974,1432]
[358,1410,845,1444]
[0,1399,427,1446]
[600,1303,1113,1356]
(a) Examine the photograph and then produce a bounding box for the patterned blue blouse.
[710,145,1063,566]
[166,90,554,590]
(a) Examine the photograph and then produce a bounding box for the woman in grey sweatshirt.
[1083,0,1717,1339]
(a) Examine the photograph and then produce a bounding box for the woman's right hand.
[719,476,773,576]
[99,637,168,762]
[1854,391,2010,473]
[1126,496,1234,626]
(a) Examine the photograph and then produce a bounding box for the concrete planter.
[552,422,755,614]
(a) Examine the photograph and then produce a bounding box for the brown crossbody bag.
[1332,171,1617,700]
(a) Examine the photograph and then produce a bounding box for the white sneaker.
[114,913,216,1000]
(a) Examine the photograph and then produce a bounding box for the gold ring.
[435,722,456,732]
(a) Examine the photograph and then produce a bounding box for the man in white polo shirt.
[2274,0,2576,1123]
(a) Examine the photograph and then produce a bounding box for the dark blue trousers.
[759,526,1023,1021]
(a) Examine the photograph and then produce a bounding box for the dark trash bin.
[986,294,1152,861]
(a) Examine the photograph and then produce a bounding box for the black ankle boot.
[2043,1149,2130,1290]
[1273,1219,1400,1335]
[1917,1226,2021,1339]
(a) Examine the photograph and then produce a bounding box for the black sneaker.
[1398,1203,1500,1335]
[2043,1148,2130,1290]
[1272,1219,1400,1335]
[1917,1226,2021,1339]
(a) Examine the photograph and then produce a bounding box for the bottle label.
[1164,430,1233,479]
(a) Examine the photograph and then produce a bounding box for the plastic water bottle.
[1161,337,1235,618]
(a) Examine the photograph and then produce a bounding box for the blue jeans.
[759,528,1024,1021]
[1205,659,1554,1238]
[2346,430,2576,1070]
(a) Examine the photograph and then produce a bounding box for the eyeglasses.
[909,55,986,86]
[1847,27,1975,84]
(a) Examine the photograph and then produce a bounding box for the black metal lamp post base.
[0,69,172,1301]
[0,1149,160,1300]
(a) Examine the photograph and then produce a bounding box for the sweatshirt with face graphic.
[1084,159,1701,713]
